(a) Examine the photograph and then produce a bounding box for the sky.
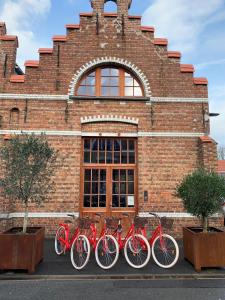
[0,0,224,147]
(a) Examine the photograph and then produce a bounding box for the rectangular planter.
[183,226,225,272]
[0,227,45,273]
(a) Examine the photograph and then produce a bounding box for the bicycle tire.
[55,226,66,255]
[152,234,179,268]
[70,235,91,270]
[95,235,119,270]
[124,234,151,269]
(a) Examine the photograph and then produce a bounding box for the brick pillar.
[0,22,6,35]
[198,136,218,171]
[90,0,132,16]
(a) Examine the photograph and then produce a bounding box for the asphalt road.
[0,279,225,300]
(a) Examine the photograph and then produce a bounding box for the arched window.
[10,108,19,125]
[76,67,144,97]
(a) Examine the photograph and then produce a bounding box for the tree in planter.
[176,169,225,232]
[0,134,57,234]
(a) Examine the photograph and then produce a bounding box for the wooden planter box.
[0,227,45,273]
[183,227,225,272]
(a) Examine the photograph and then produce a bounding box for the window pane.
[112,195,119,207]
[92,169,98,181]
[99,151,105,163]
[133,79,139,87]
[120,195,126,207]
[99,195,106,207]
[110,87,119,96]
[86,76,95,85]
[121,140,127,150]
[128,182,134,194]
[84,139,90,150]
[91,195,98,207]
[129,152,135,164]
[88,72,95,77]
[129,140,135,151]
[86,86,95,96]
[101,77,111,86]
[120,182,126,194]
[91,151,98,163]
[114,140,120,151]
[99,139,105,151]
[113,182,119,194]
[120,170,126,181]
[92,182,98,194]
[100,169,106,181]
[84,151,90,163]
[84,169,91,181]
[92,139,98,150]
[113,169,119,181]
[121,151,128,163]
[134,87,142,96]
[101,68,111,76]
[84,182,91,194]
[101,87,108,96]
[125,72,131,77]
[125,87,133,96]
[100,182,106,194]
[84,196,90,207]
[111,68,119,76]
[128,170,134,181]
[106,151,112,163]
[107,140,113,151]
[114,152,120,164]
[111,77,119,86]
[77,86,86,95]
[125,77,133,86]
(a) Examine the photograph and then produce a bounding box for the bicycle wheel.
[124,234,151,269]
[70,235,91,270]
[95,235,119,270]
[55,226,66,255]
[152,234,179,268]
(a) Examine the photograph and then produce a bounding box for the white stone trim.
[81,115,139,125]
[0,94,69,101]
[138,132,204,137]
[0,130,205,138]
[138,212,221,218]
[68,57,152,98]
[151,97,208,103]
[0,93,208,103]
[0,212,79,219]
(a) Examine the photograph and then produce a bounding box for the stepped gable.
[0,1,208,97]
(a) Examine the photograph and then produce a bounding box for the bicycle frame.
[140,223,163,246]
[57,223,80,252]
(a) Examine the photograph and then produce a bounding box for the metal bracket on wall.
[96,13,99,35]
[122,14,125,36]
[65,101,69,123]
[24,99,28,123]
[3,54,7,78]
[150,104,154,127]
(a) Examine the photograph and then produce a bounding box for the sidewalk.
[1,239,225,280]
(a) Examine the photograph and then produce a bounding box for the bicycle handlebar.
[149,212,161,220]
[67,214,76,219]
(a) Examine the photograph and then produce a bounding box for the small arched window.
[10,108,19,125]
[76,67,143,97]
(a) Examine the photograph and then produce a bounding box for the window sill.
[69,96,150,102]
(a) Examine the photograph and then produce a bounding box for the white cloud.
[142,0,225,53]
[209,85,225,147]
[0,0,52,68]
[196,59,225,70]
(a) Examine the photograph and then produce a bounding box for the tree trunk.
[23,202,29,234]
[202,217,208,233]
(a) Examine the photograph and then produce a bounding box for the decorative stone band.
[138,212,221,218]
[0,94,208,103]
[81,115,139,125]
[0,212,79,219]
[68,57,152,98]
[0,130,205,138]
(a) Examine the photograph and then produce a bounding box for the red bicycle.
[140,212,179,268]
[55,215,90,270]
[85,215,119,270]
[112,214,151,269]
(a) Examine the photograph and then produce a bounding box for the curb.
[1,273,225,281]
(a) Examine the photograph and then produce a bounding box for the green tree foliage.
[0,134,57,233]
[176,169,225,232]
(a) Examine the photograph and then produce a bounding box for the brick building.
[0,0,221,236]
